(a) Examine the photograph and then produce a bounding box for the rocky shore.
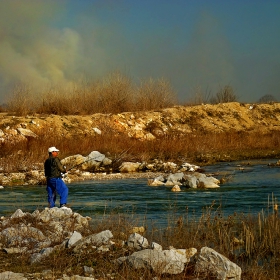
[0,207,242,280]
[0,149,224,190]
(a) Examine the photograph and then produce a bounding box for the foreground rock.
[195,247,242,280]
[0,208,241,279]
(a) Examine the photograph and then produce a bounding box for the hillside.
[1,102,280,143]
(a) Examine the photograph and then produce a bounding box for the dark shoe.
[60,204,67,208]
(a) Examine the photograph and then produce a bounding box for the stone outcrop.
[0,208,242,279]
[148,171,220,189]
[195,247,242,280]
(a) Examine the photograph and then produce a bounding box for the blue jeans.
[46,177,68,208]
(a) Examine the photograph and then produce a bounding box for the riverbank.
[1,102,280,186]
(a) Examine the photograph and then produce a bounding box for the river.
[1,159,280,228]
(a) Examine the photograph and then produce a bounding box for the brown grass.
[6,72,177,116]
[0,201,279,279]
[1,125,280,173]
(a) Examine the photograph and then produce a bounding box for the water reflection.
[1,159,280,227]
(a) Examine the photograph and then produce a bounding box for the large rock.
[61,151,112,172]
[117,247,197,275]
[82,151,108,170]
[119,162,141,173]
[67,231,83,247]
[0,271,28,280]
[184,172,220,188]
[72,230,113,253]
[30,247,54,264]
[17,128,38,138]
[0,208,92,254]
[61,154,86,169]
[165,172,184,186]
[127,233,149,250]
[195,247,241,280]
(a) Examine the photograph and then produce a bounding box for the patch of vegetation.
[0,202,279,279]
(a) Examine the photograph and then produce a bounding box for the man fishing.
[44,147,69,208]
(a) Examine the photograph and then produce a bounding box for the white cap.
[48,146,59,153]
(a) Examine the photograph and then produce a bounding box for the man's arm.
[55,158,67,173]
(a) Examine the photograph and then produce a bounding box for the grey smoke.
[0,1,279,104]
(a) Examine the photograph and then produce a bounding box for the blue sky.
[0,0,279,103]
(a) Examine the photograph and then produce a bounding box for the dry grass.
[0,201,279,279]
[6,73,177,116]
[1,125,280,173]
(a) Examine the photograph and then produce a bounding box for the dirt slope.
[0,102,280,141]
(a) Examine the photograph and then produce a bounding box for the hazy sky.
[0,0,280,103]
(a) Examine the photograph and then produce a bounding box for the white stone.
[119,248,189,274]
[195,247,241,280]
[0,271,28,280]
[151,242,162,250]
[17,127,38,137]
[127,233,149,250]
[10,209,25,219]
[68,231,83,247]
[92,127,101,134]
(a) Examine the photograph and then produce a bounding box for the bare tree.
[211,85,237,104]
[258,94,278,104]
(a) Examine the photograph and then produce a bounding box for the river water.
[1,159,280,228]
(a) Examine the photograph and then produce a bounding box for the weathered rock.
[17,127,38,138]
[119,162,141,173]
[171,185,181,192]
[82,151,105,170]
[117,247,197,275]
[0,271,28,280]
[102,157,112,166]
[10,209,25,219]
[61,154,86,169]
[84,265,94,276]
[3,247,28,254]
[92,127,101,134]
[35,207,73,223]
[184,172,220,188]
[165,172,184,186]
[195,247,241,280]
[1,225,46,245]
[72,230,113,253]
[179,162,201,172]
[30,247,54,264]
[151,242,162,250]
[127,233,149,250]
[67,231,83,247]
